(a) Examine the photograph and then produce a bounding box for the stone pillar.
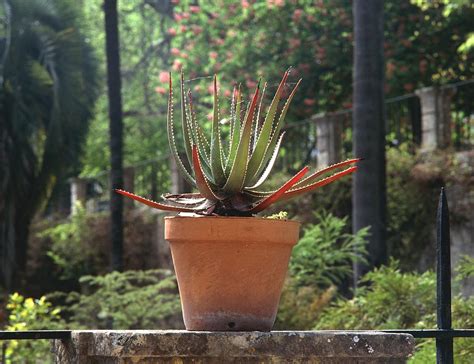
[70,178,87,214]
[315,112,342,168]
[415,86,456,151]
[123,166,135,209]
[52,330,415,363]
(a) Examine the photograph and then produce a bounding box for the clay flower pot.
[165,215,300,331]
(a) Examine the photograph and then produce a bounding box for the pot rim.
[164,214,300,226]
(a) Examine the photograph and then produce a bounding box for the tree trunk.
[352,0,387,284]
[104,0,124,272]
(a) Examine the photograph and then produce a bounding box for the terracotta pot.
[165,215,300,331]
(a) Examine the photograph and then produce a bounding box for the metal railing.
[1,188,473,363]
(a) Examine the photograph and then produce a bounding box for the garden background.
[0,0,473,362]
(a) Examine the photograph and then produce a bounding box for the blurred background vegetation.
[0,0,473,362]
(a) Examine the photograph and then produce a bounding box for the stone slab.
[52,330,415,363]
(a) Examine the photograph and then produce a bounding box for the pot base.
[185,312,273,331]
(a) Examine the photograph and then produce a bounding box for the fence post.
[70,178,87,214]
[415,86,456,151]
[436,188,453,364]
[315,112,342,168]
[123,167,135,208]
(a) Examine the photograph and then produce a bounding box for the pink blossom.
[241,0,250,9]
[171,48,181,56]
[215,38,225,46]
[159,71,170,83]
[171,0,179,4]
[172,60,182,71]
[192,26,203,35]
[182,12,190,19]
[303,98,316,106]
[292,9,303,22]
[209,51,218,60]
[174,13,183,21]
[167,28,177,36]
[224,89,232,97]
[155,86,167,95]
[289,38,301,48]
[207,112,213,121]
[194,85,202,92]
[246,79,257,89]
[274,0,285,7]
[180,25,187,32]
[190,5,200,13]
[181,52,189,59]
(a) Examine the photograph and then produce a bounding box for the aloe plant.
[116,70,358,216]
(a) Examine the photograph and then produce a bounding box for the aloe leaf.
[166,76,196,185]
[115,189,201,212]
[245,70,289,183]
[246,131,286,189]
[223,83,260,193]
[250,78,302,184]
[293,158,360,188]
[186,90,214,182]
[247,166,309,213]
[282,166,358,202]
[210,75,226,185]
[180,71,193,166]
[253,81,267,152]
[192,145,223,201]
[225,85,242,175]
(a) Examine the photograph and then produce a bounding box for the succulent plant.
[116,70,358,216]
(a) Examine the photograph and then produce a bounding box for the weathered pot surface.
[165,215,300,331]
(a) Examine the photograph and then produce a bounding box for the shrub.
[3,293,65,364]
[39,203,98,280]
[56,269,181,329]
[289,212,368,289]
[275,213,368,329]
[316,260,474,363]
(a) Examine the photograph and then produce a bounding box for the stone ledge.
[52,330,415,363]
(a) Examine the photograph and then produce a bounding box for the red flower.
[155,86,166,95]
[190,5,200,13]
[167,28,177,36]
[171,48,181,56]
[159,71,170,83]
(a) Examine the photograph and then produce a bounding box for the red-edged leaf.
[282,166,358,201]
[248,166,309,213]
[115,189,199,212]
[294,158,360,188]
[192,145,223,201]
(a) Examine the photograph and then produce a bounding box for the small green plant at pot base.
[115,69,360,331]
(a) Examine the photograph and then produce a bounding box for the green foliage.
[316,260,474,363]
[276,213,368,329]
[290,213,368,288]
[39,203,98,280]
[386,144,438,268]
[57,270,181,329]
[456,255,474,280]
[4,293,65,364]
